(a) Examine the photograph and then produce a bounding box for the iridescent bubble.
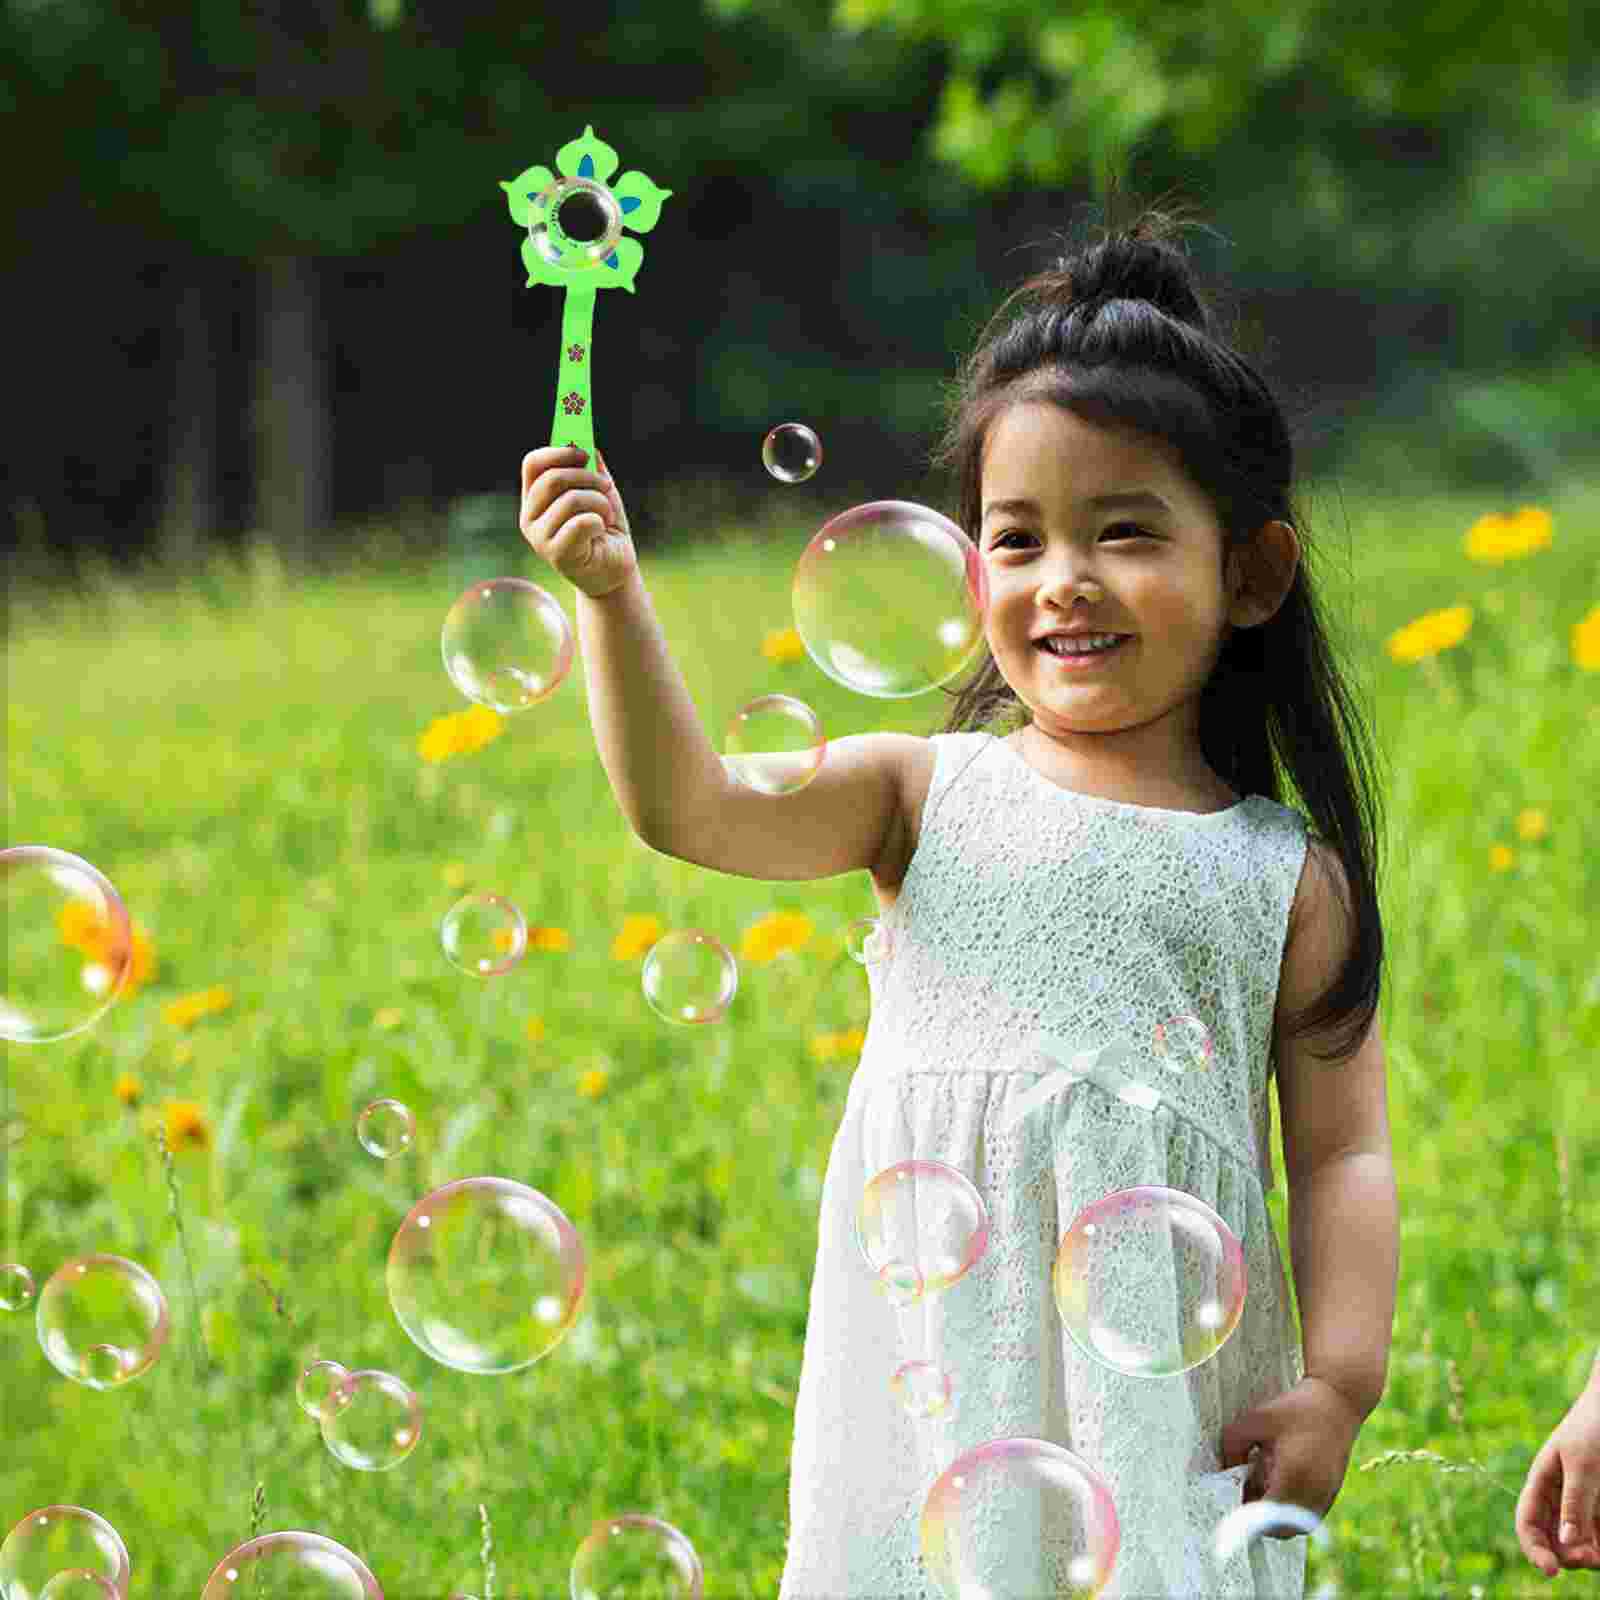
[36,1255,169,1389]
[791,500,988,698]
[877,1259,924,1307]
[441,894,528,977]
[722,694,826,796]
[356,1099,415,1159]
[527,174,624,272]
[761,422,822,484]
[295,1358,350,1421]
[1,846,134,1044]
[1,1262,36,1311]
[569,1514,704,1600]
[38,1572,117,1600]
[921,1438,1120,1600]
[0,1507,131,1600]
[1214,1499,1331,1562]
[441,577,574,713]
[890,1359,953,1420]
[199,1531,382,1600]
[1153,1014,1213,1072]
[387,1176,587,1374]
[319,1369,423,1473]
[641,930,738,1026]
[856,1161,990,1301]
[1054,1186,1246,1378]
[845,917,891,965]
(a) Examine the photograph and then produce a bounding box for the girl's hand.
[1516,1382,1600,1577]
[1219,1376,1364,1529]
[520,444,637,599]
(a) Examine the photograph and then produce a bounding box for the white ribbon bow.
[997,1032,1162,1136]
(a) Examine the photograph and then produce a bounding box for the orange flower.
[1573,607,1600,672]
[113,1072,142,1108]
[612,913,665,961]
[161,1099,211,1152]
[530,927,571,953]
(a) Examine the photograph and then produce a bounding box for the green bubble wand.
[500,125,673,458]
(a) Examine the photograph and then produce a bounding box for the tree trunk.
[253,252,331,567]
[158,257,223,571]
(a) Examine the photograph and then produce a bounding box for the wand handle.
[551,284,597,456]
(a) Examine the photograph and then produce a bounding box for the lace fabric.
[780,732,1313,1599]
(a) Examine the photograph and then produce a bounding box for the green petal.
[611,169,674,235]
[519,234,579,291]
[555,124,619,186]
[594,235,645,294]
[500,165,556,228]
[519,233,645,294]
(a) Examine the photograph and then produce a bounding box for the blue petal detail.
[605,252,619,269]
[620,196,641,214]
[578,154,595,178]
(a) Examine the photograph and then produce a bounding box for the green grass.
[3,468,1599,1597]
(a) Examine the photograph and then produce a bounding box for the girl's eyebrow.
[982,491,1173,521]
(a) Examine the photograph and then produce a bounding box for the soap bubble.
[1054,1186,1246,1377]
[441,894,528,977]
[877,1260,924,1307]
[792,500,987,698]
[761,422,822,484]
[0,1506,131,1600]
[845,917,891,965]
[199,1531,382,1600]
[388,1176,587,1374]
[921,1438,1119,1600]
[527,174,624,272]
[36,1255,170,1389]
[857,1160,990,1302]
[1,1262,36,1311]
[722,694,826,796]
[295,1359,350,1421]
[441,578,574,713]
[1214,1499,1330,1561]
[356,1099,415,1159]
[641,930,738,1026]
[1153,1014,1213,1072]
[39,1572,118,1600]
[569,1514,704,1600]
[1,846,134,1044]
[890,1359,954,1420]
[319,1368,422,1472]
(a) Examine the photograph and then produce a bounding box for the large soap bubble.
[856,1160,990,1305]
[441,578,574,713]
[198,1531,382,1600]
[36,1255,170,1389]
[1,1505,131,1600]
[569,1514,704,1600]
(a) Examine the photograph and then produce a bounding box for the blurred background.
[3,0,1596,587]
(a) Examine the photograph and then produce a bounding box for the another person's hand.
[521,445,636,599]
[1219,1375,1365,1530]
[1517,1378,1600,1577]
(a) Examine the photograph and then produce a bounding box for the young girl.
[521,189,1399,1598]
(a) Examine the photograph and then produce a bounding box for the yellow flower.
[374,1007,405,1030]
[417,717,458,764]
[114,1071,142,1108]
[1573,607,1600,672]
[761,626,805,664]
[577,1066,609,1099]
[525,1016,547,1042]
[440,862,470,889]
[808,1026,866,1063]
[530,926,571,953]
[1463,507,1552,564]
[740,910,815,964]
[1488,844,1515,873]
[612,913,665,961]
[417,707,506,764]
[57,907,158,995]
[1515,809,1548,843]
[1385,605,1473,664]
[162,985,234,1029]
[162,1099,211,1152]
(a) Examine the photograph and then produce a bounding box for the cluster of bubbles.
[0,424,1333,1597]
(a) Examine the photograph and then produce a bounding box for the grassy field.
[3,466,1598,1598]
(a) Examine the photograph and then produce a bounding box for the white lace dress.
[780,731,1312,1599]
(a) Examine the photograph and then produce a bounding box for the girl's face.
[978,400,1275,784]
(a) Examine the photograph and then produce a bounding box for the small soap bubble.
[792,500,988,698]
[761,422,822,484]
[441,577,574,713]
[722,694,826,796]
[36,1254,170,1389]
[1153,1014,1213,1072]
[39,1571,118,1600]
[1054,1186,1246,1378]
[857,1161,990,1301]
[1,846,134,1044]
[295,1358,350,1421]
[527,174,624,272]
[356,1099,415,1159]
[921,1438,1120,1599]
[877,1259,924,1307]
[641,930,738,1026]
[199,1531,382,1600]
[891,1359,954,1420]
[388,1176,587,1374]
[0,1506,132,1600]
[1,1262,37,1311]
[319,1368,423,1472]
[845,917,891,965]
[1214,1500,1331,1562]
[570,1513,704,1600]
[441,894,527,977]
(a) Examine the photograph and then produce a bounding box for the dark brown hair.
[927,175,1386,1066]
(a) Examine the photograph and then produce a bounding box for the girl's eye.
[990,525,1150,549]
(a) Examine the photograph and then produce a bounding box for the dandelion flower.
[577,1067,608,1099]
[525,1016,547,1042]
[162,985,234,1029]
[1385,605,1473,664]
[530,927,571,953]
[762,626,805,664]
[740,910,815,964]
[1515,809,1548,843]
[1572,607,1600,672]
[1463,507,1552,564]
[612,913,665,961]
[114,1072,142,1108]
[1488,845,1515,873]
[162,1099,211,1152]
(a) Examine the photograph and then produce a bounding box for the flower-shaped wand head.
[500,125,673,458]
